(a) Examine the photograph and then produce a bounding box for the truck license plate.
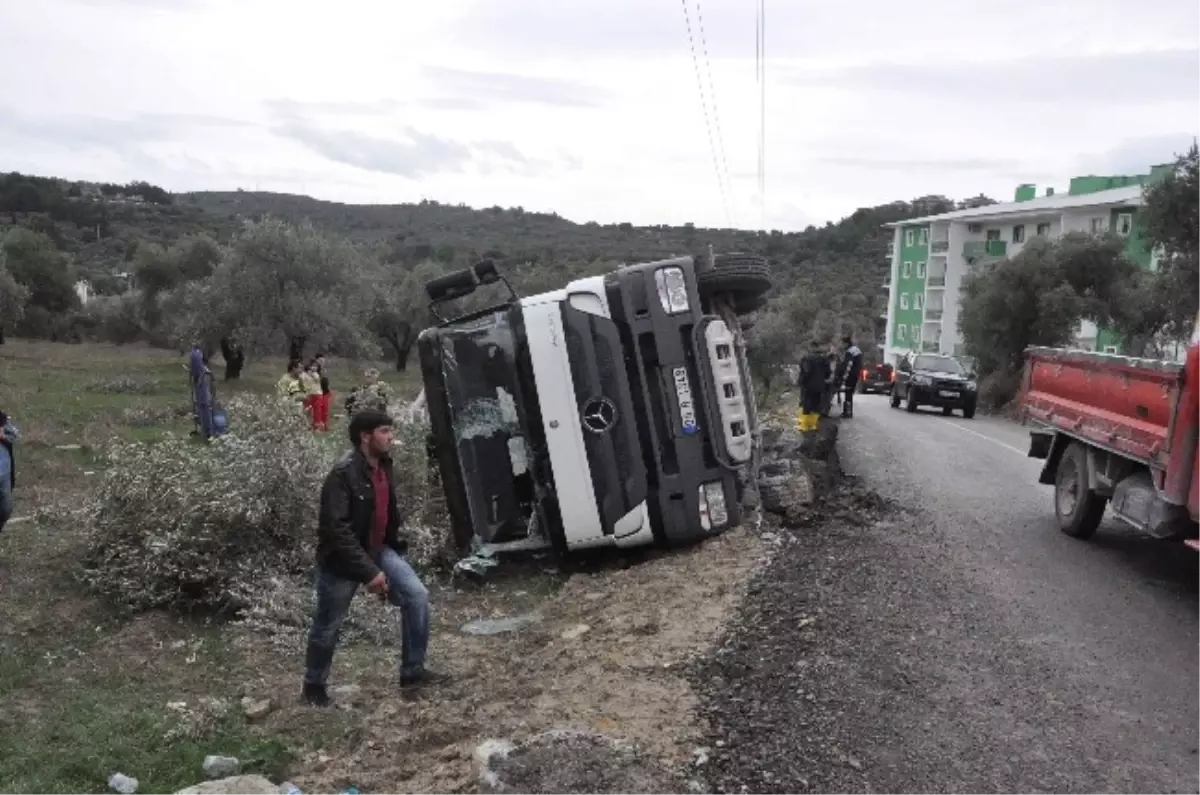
[938,390,959,398]
[673,366,698,433]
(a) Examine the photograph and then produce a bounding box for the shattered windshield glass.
[438,309,535,544]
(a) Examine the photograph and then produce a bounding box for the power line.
[692,0,735,226]
[680,0,733,227]
[756,0,766,229]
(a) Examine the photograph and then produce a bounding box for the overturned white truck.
[416,255,770,555]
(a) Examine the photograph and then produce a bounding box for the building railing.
[921,341,940,352]
[963,240,1007,259]
[927,274,946,287]
[930,240,949,253]
[924,308,944,321]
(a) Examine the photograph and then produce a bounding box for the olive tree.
[0,263,29,344]
[167,218,380,361]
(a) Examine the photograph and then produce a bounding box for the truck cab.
[417,256,767,556]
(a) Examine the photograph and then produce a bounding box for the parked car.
[416,255,770,557]
[858,363,895,394]
[890,353,977,418]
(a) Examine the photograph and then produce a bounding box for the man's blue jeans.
[0,478,12,533]
[303,547,430,686]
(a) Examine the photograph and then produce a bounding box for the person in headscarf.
[0,409,19,534]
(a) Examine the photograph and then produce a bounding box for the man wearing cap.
[301,410,447,707]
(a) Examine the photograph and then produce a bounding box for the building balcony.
[885,245,895,260]
[927,274,946,287]
[963,240,1007,259]
[921,341,940,353]
[930,240,949,254]
[924,308,944,321]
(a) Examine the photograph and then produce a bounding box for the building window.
[901,261,912,278]
[986,229,1001,241]
[917,228,929,246]
[1036,222,1052,237]
[1115,213,1133,237]
[911,324,921,341]
[916,260,926,278]
[1104,345,1119,354]
[905,229,914,246]
[897,325,907,341]
[899,293,909,310]
[967,223,983,233]
[1012,224,1025,243]
[913,293,923,310]
[1090,217,1107,233]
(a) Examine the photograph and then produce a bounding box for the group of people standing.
[797,335,864,431]
[277,354,333,431]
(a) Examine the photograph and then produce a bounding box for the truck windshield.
[438,310,524,442]
[913,355,965,375]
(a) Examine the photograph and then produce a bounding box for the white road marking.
[943,420,1029,457]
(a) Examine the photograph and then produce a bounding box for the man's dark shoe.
[400,668,451,688]
[302,683,331,707]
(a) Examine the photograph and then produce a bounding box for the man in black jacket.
[302,411,446,707]
[840,336,864,418]
[797,341,831,432]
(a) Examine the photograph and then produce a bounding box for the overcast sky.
[1,0,1197,231]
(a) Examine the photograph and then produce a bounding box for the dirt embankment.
[180,418,844,794]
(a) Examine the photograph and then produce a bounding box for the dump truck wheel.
[1054,442,1107,539]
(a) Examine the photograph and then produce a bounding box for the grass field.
[0,340,419,794]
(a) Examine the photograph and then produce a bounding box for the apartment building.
[881,166,1169,363]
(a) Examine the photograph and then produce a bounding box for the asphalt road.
[700,396,1198,794]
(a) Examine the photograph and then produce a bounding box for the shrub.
[976,368,1021,414]
[81,395,335,613]
[82,394,452,617]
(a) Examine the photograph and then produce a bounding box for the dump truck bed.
[1021,347,1183,470]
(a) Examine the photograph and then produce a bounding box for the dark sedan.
[890,354,977,418]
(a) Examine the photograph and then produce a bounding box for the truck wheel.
[905,391,919,413]
[1055,443,1107,539]
[890,389,901,409]
[698,254,772,315]
[963,404,976,420]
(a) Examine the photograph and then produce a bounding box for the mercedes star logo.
[581,396,618,433]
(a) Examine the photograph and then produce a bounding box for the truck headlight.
[698,481,729,530]
[913,375,932,386]
[964,381,977,391]
[654,267,690,315]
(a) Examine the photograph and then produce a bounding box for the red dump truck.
[1020,325,1199,549]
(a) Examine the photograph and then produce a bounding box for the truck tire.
[1054,442,1107,539]
[698,254,772,315]
[963,404,976,419]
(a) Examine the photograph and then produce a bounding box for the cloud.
[269,118,550,179]
[0,106,249,149]
[264,98,406,118]
[1074,133,1198,175]
[815,156,1024,174]
[420,66,610,108]
[788,49,1200,104]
